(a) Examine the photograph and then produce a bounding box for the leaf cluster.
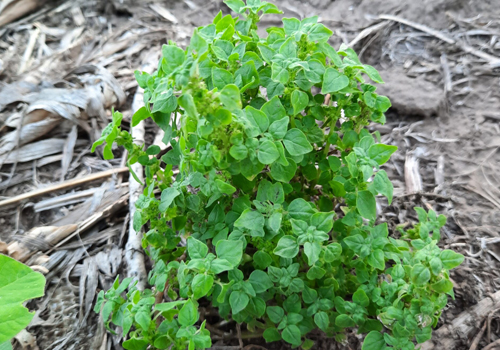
[92,1,464,349]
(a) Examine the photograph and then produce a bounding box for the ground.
[1,0,500,349]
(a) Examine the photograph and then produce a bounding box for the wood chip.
[149,3,178,24]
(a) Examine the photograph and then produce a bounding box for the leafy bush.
[93,1,464,349]
[0,254,46,349]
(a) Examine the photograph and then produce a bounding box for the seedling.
[93,1,464,349]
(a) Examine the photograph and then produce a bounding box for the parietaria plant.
[92,1,465,349]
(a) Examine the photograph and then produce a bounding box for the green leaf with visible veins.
[282,325,301,346]
[262,96,287,124]
[216,240,243,267]
[362,331,386,350]
[411,264,431,286]
[178,299,198,327]
[321,68,349,94]
[219,84,241,111]
[229,291,249,314]
[368,144,398,165]
[258,140,280,164]
[192,274,214,299]
[440,250,464,269]
[268,117,289,140]
[357,190,377,220]
[212,67,234,90]
[283,129,312,156]
[291,90,309,115]
[0,255,45,343]
[274,236,299,258]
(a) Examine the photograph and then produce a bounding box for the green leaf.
[257,43,276,64]
[210,258,233,274]
[249,270,274,293]
[440,250,464,269]
[291,90,309,115]
[432,278,454,293]
[155,300,187,312]
[146,145,161,156]
[162,44,185,73]
[353,289,369,307]
[132,106,150,127]
[187,237,208,259]
[318,43,343,67]
[282,325,301,346]
[362,65,384,83]
[245,106,269,133]
[235,209,265,230]
[159,188,180,212]
[314,312,329,331]
[283,129,313,156]
[283,17,300,36]
[271,159,297,182]
[368,144,398,165]
[216,240,243,267]
[212,40,234,61]
[306,266,326,280]
[288,198,316,221]
[304,242,322,266]
[375,95,391,112]
[279,37,297,59]
[235,61,259,89]
[415,327,432,344]
[269,117,289,140]
[328,156,341,171]
[192,274,214,299]
[321,68,349,94]
[366,249,385,270]
[229,291,249,314]
[152,89,178,114]
[0,255,45,343]
[253,251,272,269]
[274,236,299,258]
[215,179,237,194]
[0,341,12,350]
[430,257,443,275]
[178,299,198,327]
[308,23,333,42]
[262,96,287,124]
[357,190,377,220]
[373,170,393,204]
[258,140,280,164]
[271,62,289,85]
[362,331,386,350]
[123,337,148,350]
[243,52,264,69]
[335,314,355,328]
[344,235,370,257]
[267,306,285,324]
[310,212,334,233]
[225,0,245,13]
[263,328,281,342]
[212,67,234,90]
[324,243,342,263]
[219,84,241,111]
[230,144,248,160]
[411,264,431,286]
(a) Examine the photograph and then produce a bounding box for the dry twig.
[0,167,128,208]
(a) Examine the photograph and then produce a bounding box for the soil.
[1,0,500,349]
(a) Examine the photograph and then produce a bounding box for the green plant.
[92,1,464,349]
[0,254,46,349]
